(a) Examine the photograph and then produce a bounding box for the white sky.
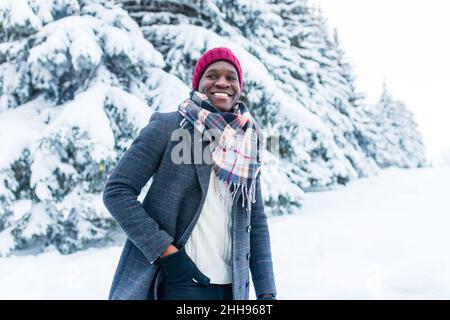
[310,0,450,160]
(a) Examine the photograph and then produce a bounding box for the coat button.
[246,253,251,260]
[247,225,252,233]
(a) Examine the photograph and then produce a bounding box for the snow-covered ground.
[1,166,449,300]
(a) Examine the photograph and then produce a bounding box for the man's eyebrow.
[205,69,237,75]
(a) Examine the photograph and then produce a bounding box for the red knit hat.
[191,47,243,91]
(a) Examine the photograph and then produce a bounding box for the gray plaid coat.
[102,110,277,300]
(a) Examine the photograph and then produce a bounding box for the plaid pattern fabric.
[178,90,264,209]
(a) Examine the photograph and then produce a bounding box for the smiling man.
[103,47,277,300]
[196,61,241,112]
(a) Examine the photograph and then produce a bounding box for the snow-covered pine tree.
[0,0,165,256]
[370,83,426,168]
[0,0,427,256]
[330,28,379,177]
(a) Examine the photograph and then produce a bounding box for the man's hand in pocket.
[159,246,210,286]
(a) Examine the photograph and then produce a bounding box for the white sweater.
[184,169,233,284]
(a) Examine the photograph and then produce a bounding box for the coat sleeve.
[249,172,277,297]
[102,111,174,264]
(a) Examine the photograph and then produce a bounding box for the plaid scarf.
[177,90,264,209]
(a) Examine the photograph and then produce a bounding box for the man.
[103,47,277,300]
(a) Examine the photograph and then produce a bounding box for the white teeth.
[213,92,228,97]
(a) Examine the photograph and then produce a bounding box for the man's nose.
[215,75,230,87]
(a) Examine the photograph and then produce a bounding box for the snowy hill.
[0,0,426,256]
[1,166,448,299]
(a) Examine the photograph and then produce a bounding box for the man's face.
[198,60,241,112]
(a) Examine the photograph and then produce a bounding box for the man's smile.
[210,91,232,97]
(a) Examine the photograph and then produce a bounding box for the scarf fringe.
[214,166,258,210]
